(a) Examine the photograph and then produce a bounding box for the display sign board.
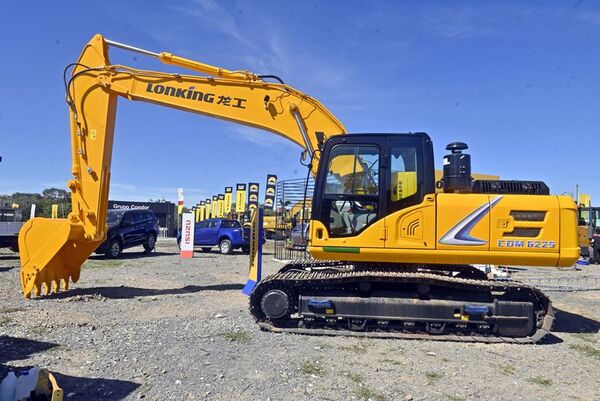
[216,194,224,217]
[211,195,218,218]
[264,174,277,210]
[235,184,247,213]
[179,212,195,258]
[205,199,212,219]
[199,201,205,221]
[177,188,184,214]
[248,182,260,214]
[224,187,233,215]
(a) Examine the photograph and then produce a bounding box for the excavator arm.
[19,34,346,297]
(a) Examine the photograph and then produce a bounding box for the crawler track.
[249,260,553,344]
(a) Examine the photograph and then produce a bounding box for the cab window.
[388,144,421,213]
[322,144,380,237]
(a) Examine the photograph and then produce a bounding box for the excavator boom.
[19,34,345,297]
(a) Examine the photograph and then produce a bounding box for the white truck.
[0,207,22,252]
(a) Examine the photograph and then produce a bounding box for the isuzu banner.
[248,182,260,214]
[179,212,195,258]
[217,194,225,217]
[235,184,247,213]
[224,187,233,215]
[264,174,277,210]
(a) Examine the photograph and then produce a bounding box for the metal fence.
[273,177,314,261]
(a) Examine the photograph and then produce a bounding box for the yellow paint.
[310,193,578,267]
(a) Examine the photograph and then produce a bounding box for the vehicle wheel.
[143,233,156,253]
[200,247,212,252]
[241,246,250,254]
[106,239,122,259]
[219,239,232,255]
[9,241,19,253]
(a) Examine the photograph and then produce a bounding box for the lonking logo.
[145,83,247,109]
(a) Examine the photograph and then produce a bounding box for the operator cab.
[312,133,435,237]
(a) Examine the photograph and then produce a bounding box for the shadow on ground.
[0,254,19,261]
[88,251,175,261]
[0,335,139,401]
[0,266,15,273]
[41,283,244,300]
[552,308,600,334]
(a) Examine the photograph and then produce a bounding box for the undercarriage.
[249,260,553,343]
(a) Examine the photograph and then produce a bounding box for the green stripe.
[322,246,361,254]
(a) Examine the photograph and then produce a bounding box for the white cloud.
[109,182,209,202]
[170,0,253,48]
[226,125,300,149]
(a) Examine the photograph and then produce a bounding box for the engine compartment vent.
[510,211,547,222]
[472,180,549,195]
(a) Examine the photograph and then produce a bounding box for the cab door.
[204,220,221,245]
[385,135,436,250]
[311,137,386,254]
[194,221,210,245]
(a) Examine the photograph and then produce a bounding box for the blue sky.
[1,1,599,204]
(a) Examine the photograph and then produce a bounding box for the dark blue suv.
[96,209,159,258]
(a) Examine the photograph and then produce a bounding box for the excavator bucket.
[19,217,100,298]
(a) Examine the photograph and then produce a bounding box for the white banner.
[180,212,195,258]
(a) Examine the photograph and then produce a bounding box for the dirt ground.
[1,240,599,401]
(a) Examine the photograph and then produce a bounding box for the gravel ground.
[1,240,599,401]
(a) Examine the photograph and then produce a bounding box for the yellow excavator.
[19,35,579,342]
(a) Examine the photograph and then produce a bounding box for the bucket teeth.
[24,273,73,298]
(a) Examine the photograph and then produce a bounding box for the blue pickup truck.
[178,218,251,254]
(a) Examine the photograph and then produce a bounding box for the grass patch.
[0,307,26,314]
[346,372,364,383]
[569,343,600,360]
[316,341,332,350]
[299,361,324,376]
[573,333,598,344]
[341,342,369,354]
[498,364,516,376]
[220,331,252,343]
[28,326,49,336]
[382,358,403,366]
[441,357,449,362]
[355,386,387,401]
[425,371,442,385]
[527,376,552,387]
[83,259,123,269]
[0,317,11,326]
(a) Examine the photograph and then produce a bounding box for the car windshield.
[221,220,241,228]
[106,210,125,224]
